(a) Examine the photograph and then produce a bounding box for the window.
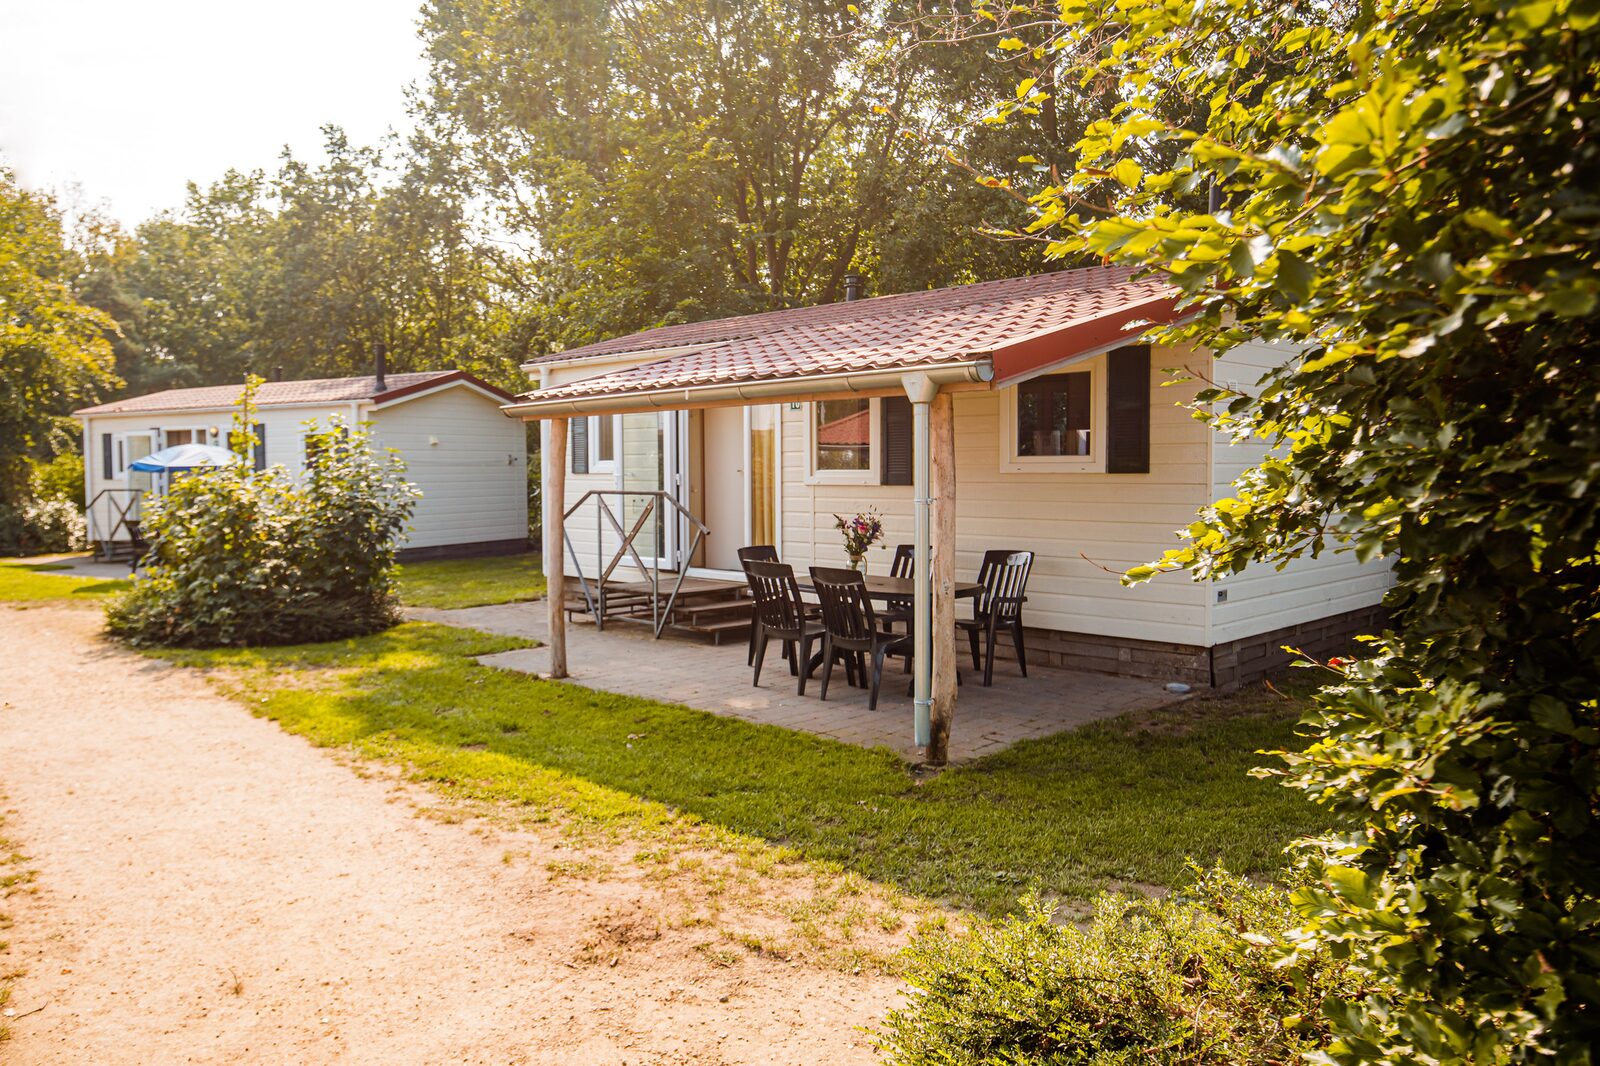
[813,398,871,475]
[1018,372,1092,457]
[165,428,198,446]
[1001,358,1105,472]
[592,413,616,470]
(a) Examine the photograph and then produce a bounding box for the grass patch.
[395,554,546,610]
[0,559,130,603]
[153,622,1329,916]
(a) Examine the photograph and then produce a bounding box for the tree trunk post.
[928,391,957,766]
[545,416,569,679]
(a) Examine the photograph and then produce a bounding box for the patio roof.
[506,266,1180,418]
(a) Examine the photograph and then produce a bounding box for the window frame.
[588,414,618,474]
[804,397,881,485]
[999,355,1107,474]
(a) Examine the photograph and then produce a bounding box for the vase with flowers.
[833,509,885,572]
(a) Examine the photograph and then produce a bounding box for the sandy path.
[0,605,899,1064]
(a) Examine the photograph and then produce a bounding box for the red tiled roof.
[517,267,1180,408]
[76,371,513,416]
[816,408,870,447]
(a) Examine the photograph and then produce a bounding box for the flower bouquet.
[834,509,885,571]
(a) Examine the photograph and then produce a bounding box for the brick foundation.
[983,604,1387,688]
[396,538,532,563]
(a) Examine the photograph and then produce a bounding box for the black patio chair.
[737,545,780,665]
[810,566,911,711]
[956,549,1035,686]
[123,519,150,572]
[745,560,827,693]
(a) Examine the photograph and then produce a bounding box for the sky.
[0,0,430,226]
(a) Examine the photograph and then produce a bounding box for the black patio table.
[793,572,984,603]
[789,572,984,691]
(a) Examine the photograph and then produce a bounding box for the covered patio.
[508,267,1184,764]
[412,602,1183,762]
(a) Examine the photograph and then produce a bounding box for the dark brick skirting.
[984,603,1387,688]
[1207,604,1387,689]
[396,537,532,563]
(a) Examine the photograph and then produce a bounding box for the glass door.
[619,411,686,570]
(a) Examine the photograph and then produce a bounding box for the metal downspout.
[902,371,938,748]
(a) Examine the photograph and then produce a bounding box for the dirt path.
[0,605,900,1064]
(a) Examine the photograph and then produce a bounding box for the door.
[701,405,780,571]
[619,411,688,570]
[703,407,746,570]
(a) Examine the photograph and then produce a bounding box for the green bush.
[0,497,86,554]
[29,452,83,504]
[106,419,418,647]
[877,869,1356,1065]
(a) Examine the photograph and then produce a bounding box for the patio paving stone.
[409,602,1186,763]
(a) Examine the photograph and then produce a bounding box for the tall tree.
[420,0,1047,350]
[0,169,118,499]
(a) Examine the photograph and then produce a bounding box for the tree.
[0,169,119,501]
[419,0,1052,351]
[938,0,1598,1058]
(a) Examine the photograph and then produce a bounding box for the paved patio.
[5,552,132,580]
[410,601,1186,763]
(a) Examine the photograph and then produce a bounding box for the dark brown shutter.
[880,396,913,486]
[570,417,589,474]
[1105,345,1151,474]
[252,423,267,471]
[101,432,113,479]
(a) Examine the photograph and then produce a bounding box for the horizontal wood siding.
[1206,340,1393,643]
[779,346,1214,646]
[366,389,528,550]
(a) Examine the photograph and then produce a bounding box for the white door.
[619,411,688,571]
[703,407,746,570]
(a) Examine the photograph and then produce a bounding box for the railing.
[85,489,145,560]
[562,490,710,638]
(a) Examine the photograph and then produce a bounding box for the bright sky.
[0,0,430,226]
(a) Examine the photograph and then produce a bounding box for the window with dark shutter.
[1105,345,1151,474]
[101,432,113,480]
[252,423,267,471]
[570,417,589,474]
[880,396,913,485]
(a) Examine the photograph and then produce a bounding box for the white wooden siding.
[364,388,528,550]
[1205,340,1392,643]
[777,346,1216,647]
[81,385,527,552]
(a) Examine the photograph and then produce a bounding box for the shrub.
[29,452,83,504]
[0,497,86,554]
[877,869,1357,1066]
[106,419,418,647]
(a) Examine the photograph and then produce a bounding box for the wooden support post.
[545,416,569,679]
[928,391,957,765]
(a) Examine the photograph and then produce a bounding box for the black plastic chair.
[124,519,150,572]
[745,560,827,693]
[737,545,780,664]
[810,566,911,710]
[956,550,1034,686]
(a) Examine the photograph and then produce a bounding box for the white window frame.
[804,397,880,485]
[587,414,618,475]
[999,355,1106,474]
[160,424,217,449]
[114,430,159,480]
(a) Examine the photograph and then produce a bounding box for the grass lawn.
[0,559,131,602]
[395,554,546,610]
[157,621,1330,916]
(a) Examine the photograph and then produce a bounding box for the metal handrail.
[85,488,145,560]
[561,489,711,638]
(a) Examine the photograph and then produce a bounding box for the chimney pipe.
[843,273,865,302]
[272,365,284,382]
[374,342,388,393]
